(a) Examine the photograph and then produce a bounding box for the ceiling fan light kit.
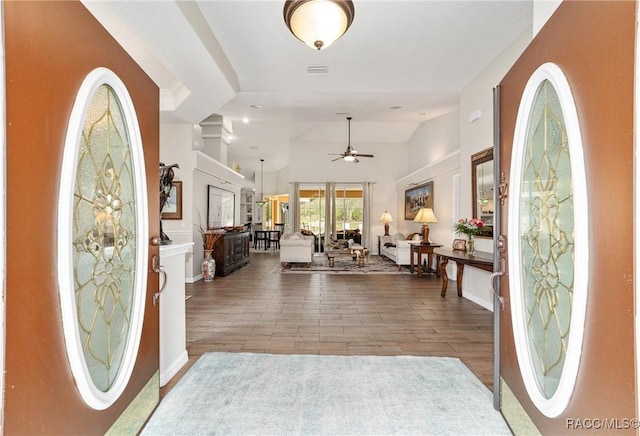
[283,0,355,50]
[329,117,375,163]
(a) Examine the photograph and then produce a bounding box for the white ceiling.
[85,0,533,176]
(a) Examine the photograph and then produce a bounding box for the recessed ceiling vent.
[307,65,328,75]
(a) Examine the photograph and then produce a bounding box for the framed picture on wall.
[161,181,182,220]
[207,185,235,228]
[404,181,434,220]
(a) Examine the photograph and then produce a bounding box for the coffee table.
[325,245,369,267]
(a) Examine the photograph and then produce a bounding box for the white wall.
[456,28,531,309]
[160,123,196,280]
[407,111,460,173]
[161,122,246,282]
[398,28,532,310]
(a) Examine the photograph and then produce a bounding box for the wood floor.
[160,251,495,397]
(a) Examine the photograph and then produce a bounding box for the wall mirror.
[471,147,494,238]
[207,185,235,228]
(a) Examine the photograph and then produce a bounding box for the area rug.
[281,254,411,274]
[142,353,510,435]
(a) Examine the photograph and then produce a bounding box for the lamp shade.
[379,211,393,223]
[413,208,438,223]
[284,0,355,50]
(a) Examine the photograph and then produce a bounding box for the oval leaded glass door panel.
[58,68,148,410]
[508,62,588,417]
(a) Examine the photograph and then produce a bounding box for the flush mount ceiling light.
[283,0,355,50]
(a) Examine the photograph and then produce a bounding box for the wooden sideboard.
[213,231,250,277]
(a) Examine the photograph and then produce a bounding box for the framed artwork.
[404,181,434,220]
[452,239,467,251]
[207,185,235,228]
[161,181,182,220]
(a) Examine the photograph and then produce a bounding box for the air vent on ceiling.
[307,65,328,75]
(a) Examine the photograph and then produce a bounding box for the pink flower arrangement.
[455,218,484,237]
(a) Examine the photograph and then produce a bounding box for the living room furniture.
[268,230,281,249]
[379,232,420,269]
[434,248,493,297]
[280,232,315,267]
[213,231,250,277]
[409,242,443,277]
[326,245,368,267]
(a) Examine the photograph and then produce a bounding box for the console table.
[434,248,493,297]
[409,242,443,277]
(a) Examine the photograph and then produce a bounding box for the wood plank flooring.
[160,251,494,397]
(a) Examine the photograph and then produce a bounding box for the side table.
[409,243,443,277]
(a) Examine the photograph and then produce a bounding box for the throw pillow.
[383,242,396,248]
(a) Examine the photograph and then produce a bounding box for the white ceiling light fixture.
[283,0,355,51]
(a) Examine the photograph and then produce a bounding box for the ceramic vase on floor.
[202,250,216,282]
[467,235,476,255]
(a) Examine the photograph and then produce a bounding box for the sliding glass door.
[297,183,363,252]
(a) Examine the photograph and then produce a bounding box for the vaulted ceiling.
[84,0,533,175]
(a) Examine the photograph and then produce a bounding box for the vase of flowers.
[454,218,484,255]
[200,228,223,282]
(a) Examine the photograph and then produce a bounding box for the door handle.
[152,254,167,306]
[490,257,506,310]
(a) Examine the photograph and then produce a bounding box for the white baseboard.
[160,350,188,387]
[186,274,202,284]
[463,292,493,312]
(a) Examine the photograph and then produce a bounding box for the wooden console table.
[434,248,493,297]
[409,243,442,277]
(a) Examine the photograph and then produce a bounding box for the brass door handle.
[490,257,506,310]
[152,254,167,306]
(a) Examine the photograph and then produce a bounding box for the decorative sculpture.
[159,162,179,244]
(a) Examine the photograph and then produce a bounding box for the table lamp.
[379,211,393,236]
[413,208,438,242]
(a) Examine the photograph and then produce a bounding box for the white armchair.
[280,232,315,267]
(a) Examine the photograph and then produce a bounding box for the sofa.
[379,232,420,270]
[280,232,315,267]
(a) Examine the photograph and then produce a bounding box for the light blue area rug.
[142,353,511,435]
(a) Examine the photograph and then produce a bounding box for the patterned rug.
[142,353,510,435]
[281,254,411,274]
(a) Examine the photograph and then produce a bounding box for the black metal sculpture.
[159,162,179,244]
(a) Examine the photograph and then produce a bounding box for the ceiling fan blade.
[331,156,344,162]
[353,157,360,163]
[356,154,374,158]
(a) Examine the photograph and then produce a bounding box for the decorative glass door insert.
[58,68,148,410]
[508,63,588,417]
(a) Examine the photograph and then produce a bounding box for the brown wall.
[4,1,160,433]
[499,1,636,433]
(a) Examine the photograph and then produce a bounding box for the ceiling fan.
[330,117,374,163]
